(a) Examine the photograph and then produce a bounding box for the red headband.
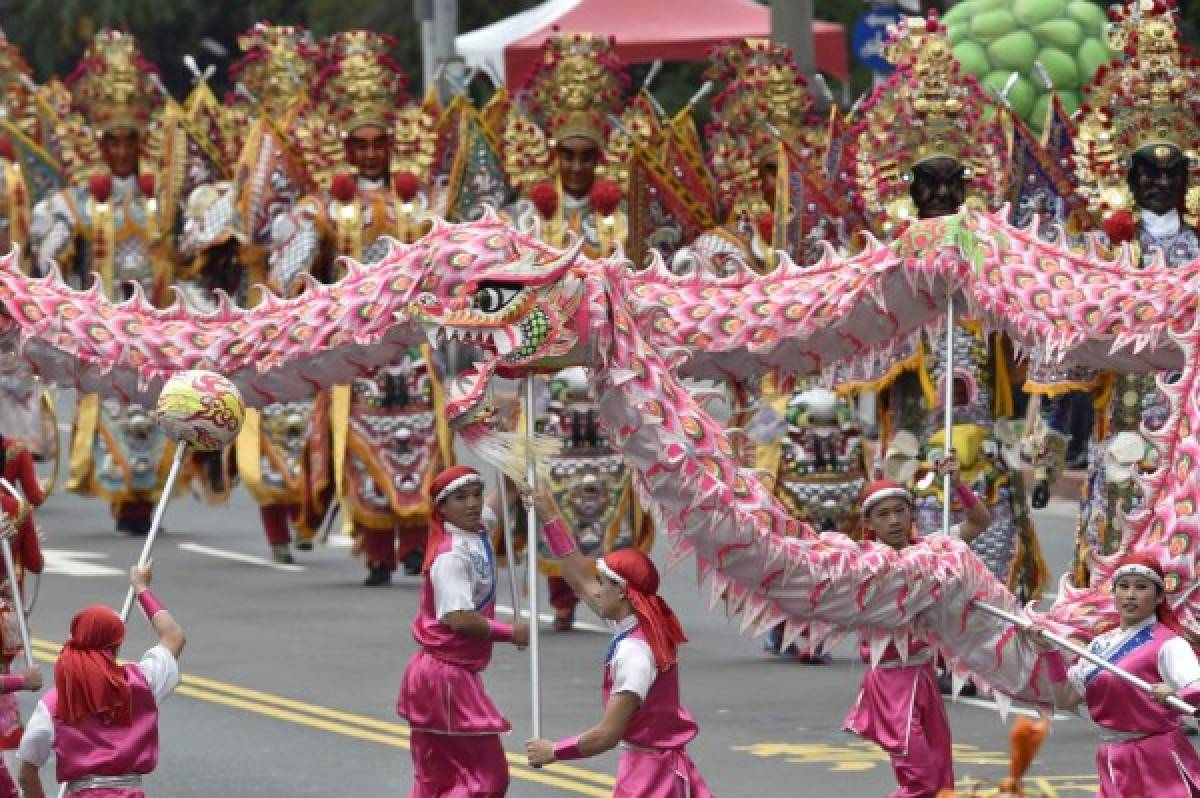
[53,606,131,726]
[602,549,687,671]
[422,465,483,573]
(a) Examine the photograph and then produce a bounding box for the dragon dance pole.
[524,373,542,738]
[119,444,188,623]
[973,600,1200,717]
[0,479,34,669]
[943,296,954,537]
[496,467,521,618]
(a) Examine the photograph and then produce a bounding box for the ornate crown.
[0,28,34,121]
[706,38,821,211]
[1073,0,1200,216]
[521,33,629,148]
[229,23,320,120]
[315,31,408,134]
[64,30,162,134]
[852,14,1007,234]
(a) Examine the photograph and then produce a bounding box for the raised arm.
[532,491,606,618]
[130,565,185,659]
[939,451,990,544]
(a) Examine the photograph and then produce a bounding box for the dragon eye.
[473,284,521,313]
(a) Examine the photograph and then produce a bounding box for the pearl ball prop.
[153,370,245,451]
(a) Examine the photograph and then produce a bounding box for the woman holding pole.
[396,465,529,798]
[15,563,183,798]
[1028,551,1200,797]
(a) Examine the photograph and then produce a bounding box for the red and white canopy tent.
[456,0,849,90]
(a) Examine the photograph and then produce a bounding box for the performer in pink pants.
[843,458,990,798]
[526,494,711,798]
[0,654,41,798]
[396,465,529,798]
[1032,551,1200,797]
[16,564,184,798]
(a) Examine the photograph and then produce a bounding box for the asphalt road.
[10,389,1156,797]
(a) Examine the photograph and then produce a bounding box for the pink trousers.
[613,747,712,798]
[1097,728,1200,797]
[409,730,508,798]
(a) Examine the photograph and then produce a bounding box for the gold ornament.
[229,24,319,121]
[1073,0,1200,216]
[522,33,628,149]
[66,30,162,134]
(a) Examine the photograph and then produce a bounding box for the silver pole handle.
[942,297,954,537]
[119,444,188,623]
[0,480,33,670]
[496,468,521,617]
[524,374,541,739]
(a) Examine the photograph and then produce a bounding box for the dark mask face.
[1128,145,1188,216]
[99,128,140,179]
[910,156,966,219]
[344,125,391,182]
[556,137,600,199]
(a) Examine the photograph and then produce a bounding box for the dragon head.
[408,217,596,425]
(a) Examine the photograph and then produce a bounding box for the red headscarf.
[600,549,687,671]
[858,480,916,543]
[1112,551,1200,653]
[53,606,131,726]
[422,465,484,573]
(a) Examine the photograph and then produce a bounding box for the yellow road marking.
[30,638,615,795]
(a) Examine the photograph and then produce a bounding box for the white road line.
[42,549,123,576]
[494,604,609,634]
[951,695,1072,721]
[178,542,306,572]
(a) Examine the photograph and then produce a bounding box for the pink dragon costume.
[1025,0,1200,585]
[265,31,454,584]
[834,18,1049,601]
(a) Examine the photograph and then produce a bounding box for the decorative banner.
[626,141,715,269]
[1005,98,1095,234]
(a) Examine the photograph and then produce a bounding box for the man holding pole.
[15,564,183,798]
[397,465,528,797]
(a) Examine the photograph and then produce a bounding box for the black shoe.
[295,541,313,552]
[401,549,424,576]
[363,565,392,587]
[1066,451,1089,470]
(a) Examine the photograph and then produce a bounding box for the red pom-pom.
[89,174,112,203]
[0,136,13,162]
[530,180,559,219]
[330,172,356,203]
[589,178,622,217]
[137,173,155,198]
[756,212,774,243]
[1104,209,1136,245]
[393,171,420,202]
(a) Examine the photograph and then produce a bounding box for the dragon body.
[2,208,1198,705]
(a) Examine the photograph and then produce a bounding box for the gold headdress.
[316,31,408,135]
[706,38,821,212]
[65,30,162,134]
[522,33,628,149]
[853,14,1007,233]
[229,24,320,120]
[1073,0,1200,216]
[0,28,34,122]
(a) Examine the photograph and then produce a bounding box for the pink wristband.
[487,620,514,642]
[542,518,578,559]
[553,736,584,761]
[0,674,23,693]
[954,482,980,510]
[1043,650,1068,685]
[137,589,167,619]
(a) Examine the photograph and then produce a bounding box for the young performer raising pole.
[16,564,183,797]
[525,493,712,797]
[843,452,989,798]
[1029,551,1200,797]
[396,465,529,798]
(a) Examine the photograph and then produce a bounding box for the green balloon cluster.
[944,0,1116,133]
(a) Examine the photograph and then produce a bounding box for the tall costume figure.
[397,466,527,798]
[16,565,184,798]
[1026,0,1200,584]
[269,31,452,584]
[29,31,177,535]
[527,513,712,798]
[493,35,652,631]
[839,16,1048,600]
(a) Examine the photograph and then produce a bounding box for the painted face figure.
[345,124,391,182]
[910,156,966,219]
[99,128,140,179]
[557,136,600,199]
[758,155,779,209]
[1128,144,1188,216]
